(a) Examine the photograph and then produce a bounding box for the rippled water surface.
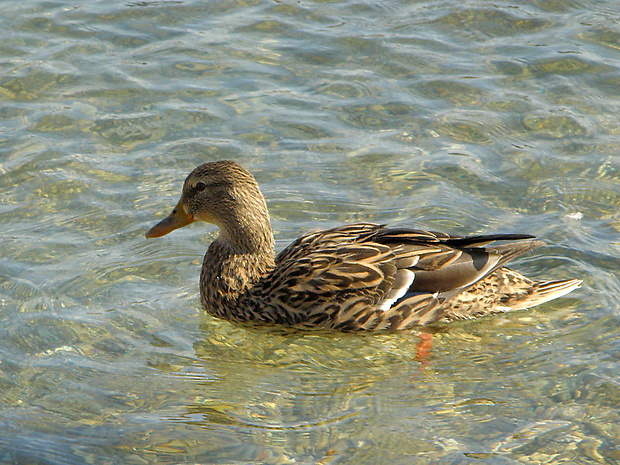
[1,0,619,463]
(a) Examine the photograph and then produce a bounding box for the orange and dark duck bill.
[145,199,194,238]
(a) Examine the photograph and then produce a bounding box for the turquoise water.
[1,0,619,463]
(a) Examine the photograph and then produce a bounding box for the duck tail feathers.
[510,278,582,310]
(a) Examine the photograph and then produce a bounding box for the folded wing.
[268,223,544,330]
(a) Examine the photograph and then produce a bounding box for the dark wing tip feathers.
[444,233,538,248]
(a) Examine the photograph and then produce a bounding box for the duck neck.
[218,208,275,257]
[199,206,275,320]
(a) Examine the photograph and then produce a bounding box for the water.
[1,0,619,463]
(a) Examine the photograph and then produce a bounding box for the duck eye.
[195,182,207,192]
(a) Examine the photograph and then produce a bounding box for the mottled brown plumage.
[146,160,581,331]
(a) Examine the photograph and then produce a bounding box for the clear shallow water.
[1,0,619,463]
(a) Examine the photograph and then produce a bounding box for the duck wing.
[267,223,542,330]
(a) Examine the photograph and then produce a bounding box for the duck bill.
[145,200,195,238]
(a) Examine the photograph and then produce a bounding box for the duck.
[145,160,581,331]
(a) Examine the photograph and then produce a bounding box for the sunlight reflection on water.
[1,0,619,463]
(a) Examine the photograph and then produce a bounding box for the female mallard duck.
[146,160,581,331]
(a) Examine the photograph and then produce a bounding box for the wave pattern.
[0,0,618,463]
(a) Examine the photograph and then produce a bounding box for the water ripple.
[0,0,618,463]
